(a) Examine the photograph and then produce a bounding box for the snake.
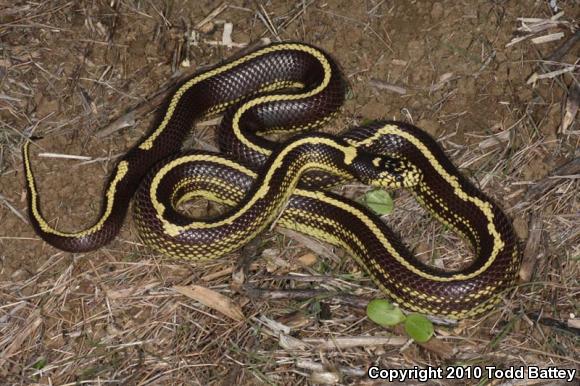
[22,42,522,319]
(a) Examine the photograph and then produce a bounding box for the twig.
[368,78,407,95]
[255,2,280,41]
[527,312,580,336]
[296,360,367,377]
[302,335,408,349]
[526,65,576,85]
[525,157,580,200]
[274,0,316,34]
[277,227,342,263]
[95,39,270,139]
[519,213,543,282]
[530,32,564,44]
[526,30,580,84]
[38,152,92,160]
[94,72,195,138]
[232,236,262,288]
[560,82,579,133]
[0,193,28,224]
[544,30,580,63]
[243,286,339,301]
[243,286,370,308]
[194,3,228,30]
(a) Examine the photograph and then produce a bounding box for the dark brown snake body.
[23,42,522,318]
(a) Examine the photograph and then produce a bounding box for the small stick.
[95,74,194,138]
[526,30,580,83]
[560,82,579,133]
[255,2,280,41]
[531,32,564,44]
[271,0,317,36]
[38,152,92,160]
[243,286,338,301]
[527,312,580,336]
[545,30,580,63]
[95,39,270,139]
[232,237,262,288]
[302,335,408,349]
[296,360,367,377]
[243,286,372,310]
[194,3,228,30]
[519,213,543,282]
[525,157,580,200]
[201,263,259,282]
[526,65,576,84]
[0,193,28,224]
[368,78,407,95]
[272,274,337,283]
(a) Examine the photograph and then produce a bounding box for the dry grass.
[0,1,578,385]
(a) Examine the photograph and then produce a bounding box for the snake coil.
[23,42,521,319]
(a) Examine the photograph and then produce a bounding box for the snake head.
[366,156,421,189]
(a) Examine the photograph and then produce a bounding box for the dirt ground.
[1,0,578,385]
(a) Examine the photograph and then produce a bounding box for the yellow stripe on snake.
[22,42,521,319]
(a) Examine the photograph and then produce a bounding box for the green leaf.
[363,189,394,215]
[366,299,406,326]
[32,357,47,370]
[404,313,434,342]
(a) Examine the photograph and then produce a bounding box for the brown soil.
[1,1,578,384]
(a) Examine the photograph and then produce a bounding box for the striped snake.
[23,42,521,319]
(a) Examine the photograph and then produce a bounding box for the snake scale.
[23,42,522,319]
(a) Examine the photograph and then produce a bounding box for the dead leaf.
[297,253,318,267]
[174,285,244,321]
[418,338,457,359]
[560,83,579,133]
